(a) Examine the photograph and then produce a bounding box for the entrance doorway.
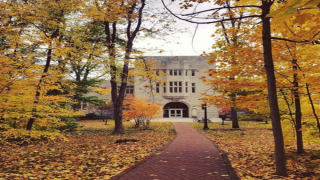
[163,102,189,118]
[169,109,183,117]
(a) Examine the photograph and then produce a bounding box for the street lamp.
[202,103,209,130]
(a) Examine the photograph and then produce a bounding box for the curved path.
[111,122,237,180]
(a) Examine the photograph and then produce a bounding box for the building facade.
[82,56,220,119]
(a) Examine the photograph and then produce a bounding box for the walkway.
[111,122,237,180]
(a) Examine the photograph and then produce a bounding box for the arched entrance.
[163,102,189,118]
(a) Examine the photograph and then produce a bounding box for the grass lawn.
[0,120,175,179]
[190,121,320,179]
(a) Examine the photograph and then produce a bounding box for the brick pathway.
[111,122,237,180]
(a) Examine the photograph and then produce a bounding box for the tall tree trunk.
[105,0,145,135]
[113,101,125,134]
[27,46,53,130]
[26,28,58,130]
[231,106,239,128]
[104,20,126,135]
[261,0,288,176]
[231,93,239,128]
[292,59,303,154]
[305,83,320,137]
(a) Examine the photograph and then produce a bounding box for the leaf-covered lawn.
[0,121,175,179]
[190,121,320,179]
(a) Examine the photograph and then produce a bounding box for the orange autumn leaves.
[191,122,320,179]
[0,121,175,179]
[123,96,162,129]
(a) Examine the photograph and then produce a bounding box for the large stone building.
[82,56,219,119]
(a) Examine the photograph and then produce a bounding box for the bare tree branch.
[180,5,261,16]
[271,37,309,43]
[160,0,261,24]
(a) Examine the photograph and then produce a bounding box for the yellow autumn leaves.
[0,121,175,179]
[191,122,320,179]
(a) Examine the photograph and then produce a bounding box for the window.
[169,70,182,76]
[185,70,188,76]
[125,85,134,94]
[163,83,166,93]
[179,82,182,92]
[156,83,159,93]
[82,102,87,110]
[192,83,196,93]
[185,82,188,93]
[173,70,177,76]
[169,81,182,93]
[191,70,195,76]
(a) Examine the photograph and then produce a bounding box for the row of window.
[156,82,196,93]
[122,82,196,95]
[156,69,196,76]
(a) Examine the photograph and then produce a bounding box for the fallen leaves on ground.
[0,121,175,179]
[190,122,320,179]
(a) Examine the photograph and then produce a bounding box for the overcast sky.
[136,0,217,56]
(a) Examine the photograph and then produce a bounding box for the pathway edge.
[188,123,240,180]
[110,123,178,180]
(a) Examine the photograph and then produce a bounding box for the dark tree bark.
[231,106,239,128]
[261,0,288,176]
[292,59,304,154]
[103,0,146,135]
[230,92,239,129]
[104,20,125,134]
[27,29,59,130]
[305,83,320,137]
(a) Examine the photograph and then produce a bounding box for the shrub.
[56,117,80,132]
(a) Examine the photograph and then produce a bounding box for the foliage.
[238,113,266,122]
[0,124,67,146]
[83,0,176,134]
[56,117,80,132]
[0,0,176,135]
[91,101,114,117]
[0,121,175,179]
[179,0,320,172]
[130,57,166,95]
[190,122,320,179]
[123,96,162,129]
[72,80,105,109]
[0,0,84,130]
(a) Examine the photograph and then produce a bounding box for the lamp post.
[202,103,209,130]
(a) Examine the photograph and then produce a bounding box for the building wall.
[134,56,219,119]
[82,56,220,119]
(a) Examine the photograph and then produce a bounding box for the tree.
[95,102,114,124]
[123,96,162,129]
[84,0,167,134]
[162,0,320,175]
[24,0,82,130]
[273,40,305,154]
[64,22,109,112]
[0,0,81,131]
[270,3,320,152]
[161,0,288,175]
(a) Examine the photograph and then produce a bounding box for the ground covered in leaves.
[0,121,175,179]
[190,121,320,180]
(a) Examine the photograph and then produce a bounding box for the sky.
[136,0,217,56]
